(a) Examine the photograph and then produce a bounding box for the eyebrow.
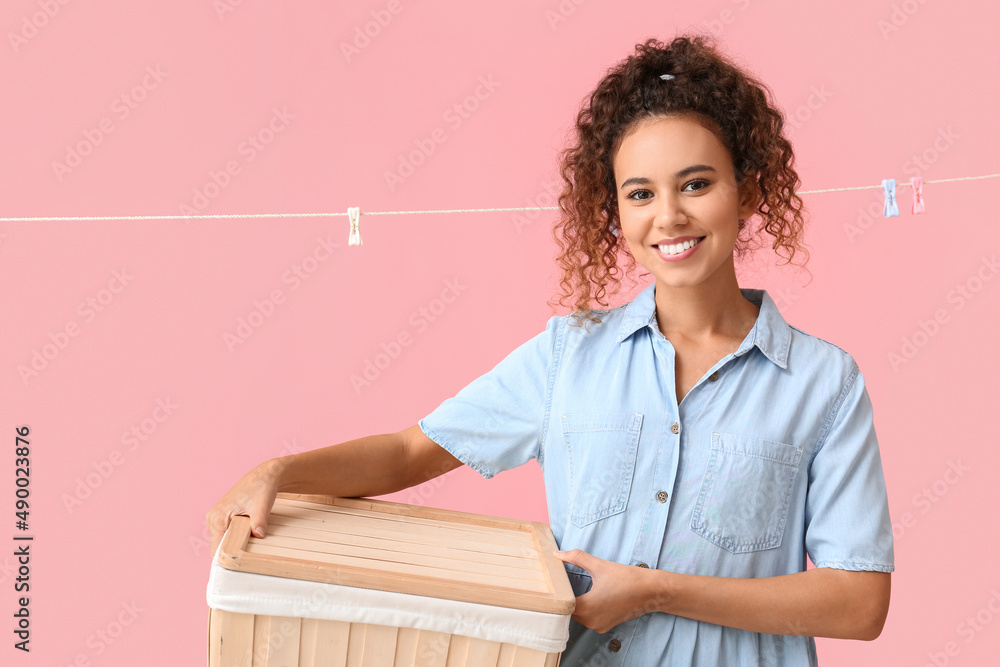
[619,164,717,190]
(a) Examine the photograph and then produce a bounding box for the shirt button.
[670,421,679,434]
[637,562,649,568]
[709,371,719,381]
[656,490,668,503]
[609,638,621,652]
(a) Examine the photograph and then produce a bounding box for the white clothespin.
[347,206,362,246]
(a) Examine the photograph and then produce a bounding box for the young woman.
[207,34,893,666]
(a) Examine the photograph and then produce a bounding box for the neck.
[652,259,759,342]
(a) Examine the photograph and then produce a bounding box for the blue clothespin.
[882,179,899,218]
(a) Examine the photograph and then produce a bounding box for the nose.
[655,191,687,229]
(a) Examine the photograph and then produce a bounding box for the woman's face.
[612,114,757,290]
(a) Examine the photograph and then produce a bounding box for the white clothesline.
[1,172,995,225]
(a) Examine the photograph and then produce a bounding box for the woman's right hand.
[206,458,284,559]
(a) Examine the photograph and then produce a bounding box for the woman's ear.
[737,175,761,219]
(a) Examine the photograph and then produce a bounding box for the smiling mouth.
[656,237,705,256]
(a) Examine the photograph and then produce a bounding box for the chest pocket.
[691,432,803,553]
[562,412,643,528]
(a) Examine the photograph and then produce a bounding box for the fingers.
[241,487,276,540]
[206,464,281,560]
[246,508,269,539]
[553,548,592,570]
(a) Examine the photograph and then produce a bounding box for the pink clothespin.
[910,176,926,214]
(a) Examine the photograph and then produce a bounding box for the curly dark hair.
[549,33,811,329]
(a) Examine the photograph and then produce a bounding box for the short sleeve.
[804,362,895,572]
[418,315,563,480]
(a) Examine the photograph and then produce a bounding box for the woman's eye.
[627,180,709,200]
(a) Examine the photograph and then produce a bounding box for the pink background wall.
[2,1,998,665]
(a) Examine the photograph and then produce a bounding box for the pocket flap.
[713,432,803,466]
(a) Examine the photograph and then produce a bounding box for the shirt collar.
[615,282,791,369]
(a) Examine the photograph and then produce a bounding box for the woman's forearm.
[655,567,891,640]
[269,432,413,498]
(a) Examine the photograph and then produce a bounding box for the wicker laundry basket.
[206,493,575,666]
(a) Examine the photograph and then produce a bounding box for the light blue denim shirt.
[419,282,894,666]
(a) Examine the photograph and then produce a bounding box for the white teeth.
[658,237,702,255]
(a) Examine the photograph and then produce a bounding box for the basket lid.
[215,494,576,616]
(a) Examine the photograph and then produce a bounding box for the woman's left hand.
[553,548,670,634]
